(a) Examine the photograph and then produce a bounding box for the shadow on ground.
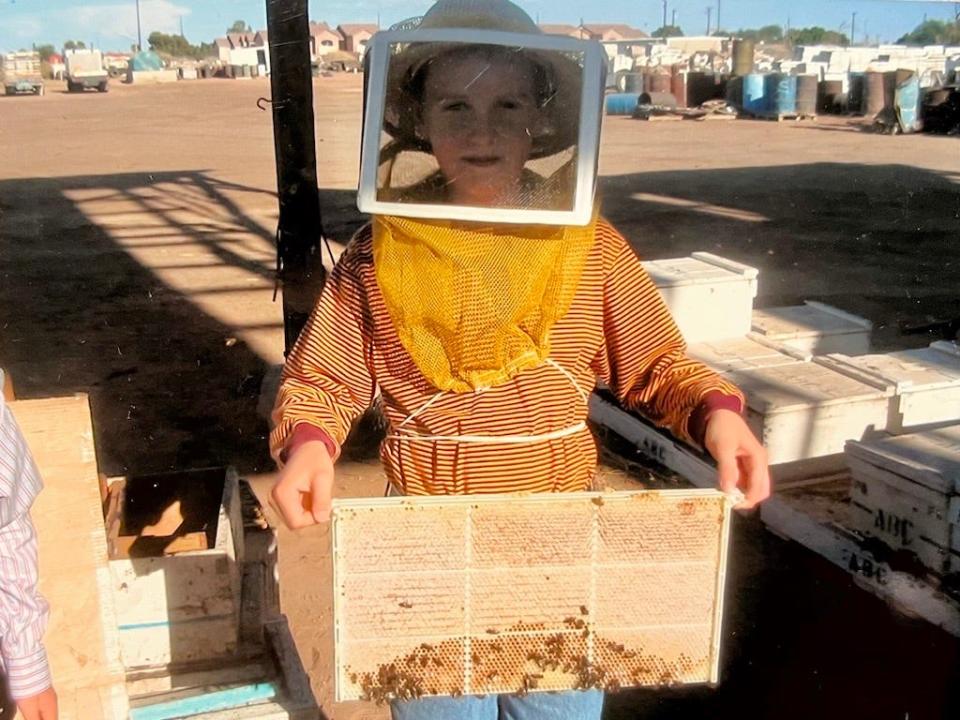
[0,171,278,475]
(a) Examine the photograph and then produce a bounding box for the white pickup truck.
[1,51,44,95]
[65,48,109,92]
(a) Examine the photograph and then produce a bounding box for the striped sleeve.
[591,223,745,445]
[269,240,378,462]
[0,396,52,701]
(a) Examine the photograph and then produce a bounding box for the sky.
[0,0,957,53]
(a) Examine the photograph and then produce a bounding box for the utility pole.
[265,0,326,352]
[851,11,856,45]
[671,8,677,27]
[135,0,143,52]
[706,6,712,35]
[717,0,721,34]
[179,15,185,39]
[662,0,667,31]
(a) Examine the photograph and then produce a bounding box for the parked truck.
[65,48,108,92]
[1,51,44,96]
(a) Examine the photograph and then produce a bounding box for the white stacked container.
[817,341,960,433]
[725,360,891,467]
[643,252,759,344]
[847,425,960,576]
[751,301,872,356]
[687,334,810,375]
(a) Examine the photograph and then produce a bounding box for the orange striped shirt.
[270,219,743,495]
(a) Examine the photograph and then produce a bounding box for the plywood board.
[9,395,128,720]
[331,489,735,702]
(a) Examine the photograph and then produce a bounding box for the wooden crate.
[642,252,758,343]
[817,341,960,433]
[725,361,891,466]
[846,426,960,575]
[751,301,872,356]
[106,467,245,668]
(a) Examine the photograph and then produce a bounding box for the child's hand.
[16,686,58,720]
[702,409,770,510]
[271,440,335,528]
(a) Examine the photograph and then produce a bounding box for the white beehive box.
[106,467,245,668]
[642,252,758,343]
[750,301,872,356]
[687,333,810,375]
[846,425,960,575]
[817,341,960,433]
[726,361,891,466]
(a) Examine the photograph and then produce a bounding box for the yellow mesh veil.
[373,210,598,392]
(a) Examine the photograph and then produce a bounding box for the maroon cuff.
[282,424,338,463]
[688,391,744,447]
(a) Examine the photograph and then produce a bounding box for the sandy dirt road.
[1,76,958,719]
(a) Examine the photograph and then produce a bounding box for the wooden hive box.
[105,467,245,669]
[751,301,872,356]
[9,395,129,719]
[846,425,960,576]
[642,252,758,343]
[726,361,891,468]
[817,341,960,433]
[687,333,810,375]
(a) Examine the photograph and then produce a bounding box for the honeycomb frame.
[332,489,734,702]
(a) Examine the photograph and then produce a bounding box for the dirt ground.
[1,77,959,719]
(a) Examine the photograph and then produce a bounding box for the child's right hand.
[270,440,335,528]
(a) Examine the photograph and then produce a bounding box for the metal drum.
[795,74,818,116]
[765,73,797,116]
[863,71,887,117]
[605,93,641,115]
[686,72,725,107]
[732,38,755,76]
[848,72,865,114]
[742,73,767,115]
[639,91,678,108]
[670,68,687,107]
[818,79,844,113]
[620,72,644,93]
[646,72,672,94]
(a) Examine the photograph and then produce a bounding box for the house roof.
[538,24,582,37]
[581,23,648,40]
[215,38,230,49]
[338,23,379,37]
[309,21,340,38]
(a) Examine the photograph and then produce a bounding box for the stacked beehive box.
[645,254,882,474]
[847,425,960,578]
[817,341,960,434]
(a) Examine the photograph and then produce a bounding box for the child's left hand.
[702,409,770,509]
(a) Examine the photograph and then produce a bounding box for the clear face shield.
[358,29,606,225]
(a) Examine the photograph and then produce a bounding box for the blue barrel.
[741,73,767,115]
[605,93,641,115]
[765,73,797,115]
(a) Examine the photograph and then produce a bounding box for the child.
[270,1,769,717]
[0,386,58,720]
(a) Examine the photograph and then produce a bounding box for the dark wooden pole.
[265,0,326,354]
